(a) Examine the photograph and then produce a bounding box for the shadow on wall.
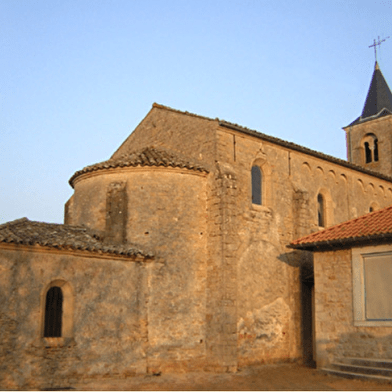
[277,250,313,269]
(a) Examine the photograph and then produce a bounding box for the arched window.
[365,142,372,163]
[374,139,379,162]
[317,194,325,227]
[251,165,262,205]
[362,134,379,164]
[44,286,63,337]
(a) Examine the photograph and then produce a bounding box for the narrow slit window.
[251,166,262,205]
[365,142,372,163]
[44,286,63,337]
[317,194,325,227]
[374,139,379,162]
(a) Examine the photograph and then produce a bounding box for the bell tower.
[344,62,392,176]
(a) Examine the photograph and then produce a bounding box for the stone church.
[1,61,392,389]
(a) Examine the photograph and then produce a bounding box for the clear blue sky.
[1,0,391,224]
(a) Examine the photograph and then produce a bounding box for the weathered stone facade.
[313,247,392,367]
[0,245,154,389]
[1,63,392,388]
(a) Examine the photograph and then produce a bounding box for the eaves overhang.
[219,121,392,184]
[288,232,392,252]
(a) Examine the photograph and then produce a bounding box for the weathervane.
[369,36,390,62]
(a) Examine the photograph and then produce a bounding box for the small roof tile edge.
[0,219,154,259]
[288,232,392,251]
[69,146,208,188]
[345,109,392,127]
[289,205,392,251]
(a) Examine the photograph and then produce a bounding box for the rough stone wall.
[314,249,392,367]
[205,162,239,372]
[0,246,152,390]
[124,169,208,373]
[64,107,392,371]
[72,167,209,373]
[289,147,392,227]
[112,105,218,169]
[213,127,392,368]
[217,130,300,366]
[345,116,392,177]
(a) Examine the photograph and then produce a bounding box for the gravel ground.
[69,363,392,391]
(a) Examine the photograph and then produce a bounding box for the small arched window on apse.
[362,134,379,164]
[44,286,63,337]
[41,280,74,343]
[251,165,262,205]
[317,194,325,227]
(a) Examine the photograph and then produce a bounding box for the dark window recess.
[317,194,325,227]
[374,139,379,162]
[369,206,374,213]
[44,286,63,337]
[251,166,262,205]
[365,142,372,163]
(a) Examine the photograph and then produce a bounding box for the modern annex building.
[1,62,392,389]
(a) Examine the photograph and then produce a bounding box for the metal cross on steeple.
[369,36,390,62]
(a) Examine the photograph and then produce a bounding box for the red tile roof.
[290,204,392,250]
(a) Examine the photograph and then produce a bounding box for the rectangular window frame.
[352,245,392,327]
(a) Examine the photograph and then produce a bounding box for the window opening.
[317,194,325,227]
[365,142,372,163]
[374,139,379,162]
[44,286,63,337]
[251,166,262,205]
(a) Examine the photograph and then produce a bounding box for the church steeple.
[344,63,392,177]
[360,61,392,120]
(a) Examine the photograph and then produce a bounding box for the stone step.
[331,362,392,378]
[322,367,392,384]
[339,357,392,370]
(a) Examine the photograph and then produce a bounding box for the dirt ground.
[70,363,392,391]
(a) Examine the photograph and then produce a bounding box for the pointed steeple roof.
[361,61,392,119]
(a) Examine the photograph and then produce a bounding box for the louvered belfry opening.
[44,286,63,337]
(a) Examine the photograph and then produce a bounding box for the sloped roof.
[145,104,392,184]
[290,205,392,251]
[347,62,392,126]
[0,218,152,258]
[69,146,208,187]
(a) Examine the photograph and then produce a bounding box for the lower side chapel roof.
[290,205,392,251]
[0,218,152,258]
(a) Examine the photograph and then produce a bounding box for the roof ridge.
[219,121,392,183]
[152,103,220,123]
[0,217,29,230]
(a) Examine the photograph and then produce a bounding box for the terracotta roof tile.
[290,205,392,250]
[0,218,153,258]
[69,146,208,187]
